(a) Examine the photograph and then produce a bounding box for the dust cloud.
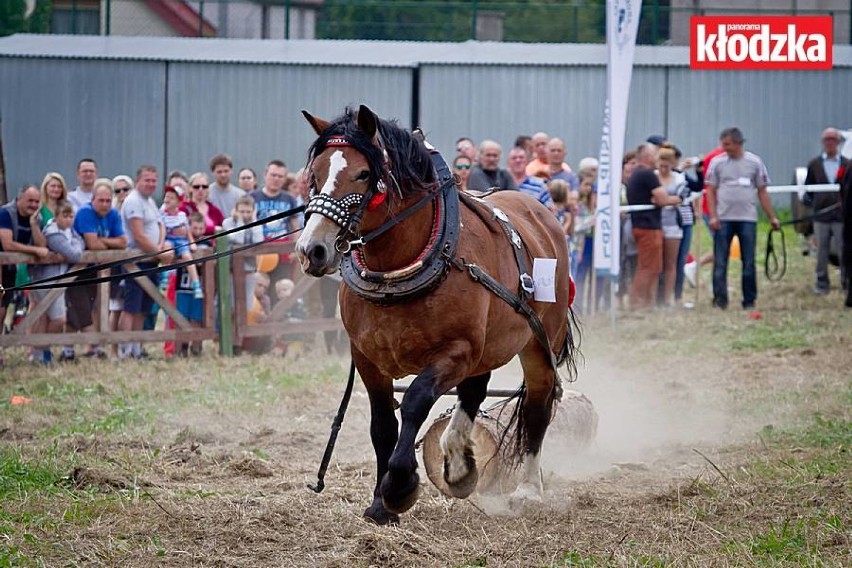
[487,355,739,481]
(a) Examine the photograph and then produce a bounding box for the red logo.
[690,16,832,70]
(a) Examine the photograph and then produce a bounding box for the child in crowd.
[29,203,84,364]
[548,179,581,272]
[572,170,598,312]
[159,186,202,299]
[165,213,212,358]
[274,278,306,358]
[274,278,307,320]
[189,212,207,248]
[223,195,263,310]
[243,272,273,355]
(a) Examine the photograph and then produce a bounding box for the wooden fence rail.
[0,241,343,354]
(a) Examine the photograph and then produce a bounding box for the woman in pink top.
[181,172,224,236]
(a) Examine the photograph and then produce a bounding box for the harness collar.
[340,151,460,305]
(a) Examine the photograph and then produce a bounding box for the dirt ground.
[0,260,852,567]
[2,282,850,566]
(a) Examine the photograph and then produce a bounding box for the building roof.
[2,34,850,68]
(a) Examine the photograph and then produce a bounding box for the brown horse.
[295,105,578,525]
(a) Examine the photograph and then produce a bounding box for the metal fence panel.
[418,64,667,168]
[0,58,165,197]
[165,62,412,179]
[665,68,852,184]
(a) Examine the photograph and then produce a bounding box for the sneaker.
[84,347,108,360]
[712,298,728,310]
[118,343,133,360]
[192,280,203,299]
[59,348,75,362]
[684,261,697,288]
[813,287,830,296]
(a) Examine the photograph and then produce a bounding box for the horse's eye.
[355,171,370,182]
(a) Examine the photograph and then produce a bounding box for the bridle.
[304,134,435,255]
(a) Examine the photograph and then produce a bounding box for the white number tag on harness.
[532,258,557,303]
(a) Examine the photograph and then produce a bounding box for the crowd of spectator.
[2,124,849,364]
[0,154,311,365]
[449,125,849,315]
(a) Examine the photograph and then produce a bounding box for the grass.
[0,216,849,566]
[0,447,68,500]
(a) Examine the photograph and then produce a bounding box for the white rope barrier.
[620,183,839,213]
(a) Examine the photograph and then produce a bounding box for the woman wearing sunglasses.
[180,172,224,237]
[111,175,134,211]
[452,155,473,191]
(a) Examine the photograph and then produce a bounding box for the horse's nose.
[305,242,330,274]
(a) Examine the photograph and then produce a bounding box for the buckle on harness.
[520,273,534,295]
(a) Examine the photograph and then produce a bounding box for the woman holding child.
[180,172,224,237]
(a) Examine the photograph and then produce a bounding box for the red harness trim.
[353,197,440,269]
[366,191,387,212]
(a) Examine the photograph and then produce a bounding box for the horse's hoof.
[363,503,400,526]
[508,482,543,511]
[443,449,478,499]
[380,470,421,514]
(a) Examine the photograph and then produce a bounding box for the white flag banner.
[594,0,641,277]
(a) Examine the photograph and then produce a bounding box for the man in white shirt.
[118,165,173,358]
[67,158,98,211]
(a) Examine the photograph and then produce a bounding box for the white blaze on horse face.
[298,149,349,254]
[320,149,347,195]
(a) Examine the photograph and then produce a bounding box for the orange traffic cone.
[729,236,741,260]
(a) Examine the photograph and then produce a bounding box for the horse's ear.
[356,104,379,142]
[302,110,331,136]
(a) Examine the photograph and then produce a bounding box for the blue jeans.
[674,224,694,301]
[713,220,757,308]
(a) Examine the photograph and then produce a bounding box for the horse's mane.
[306,107,436,199]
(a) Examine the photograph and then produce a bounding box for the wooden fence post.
[216,237,233,356]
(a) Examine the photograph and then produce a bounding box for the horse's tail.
[556,306,583,383]
[492,384,528,471]
[491,381,564,471]
[493,307,582,469]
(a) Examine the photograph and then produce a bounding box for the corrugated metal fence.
[1,36,850,202]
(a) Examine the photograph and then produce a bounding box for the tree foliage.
[316,0,609,43]
[0,0,52,37]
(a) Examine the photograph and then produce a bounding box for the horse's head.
[295,105,435,276]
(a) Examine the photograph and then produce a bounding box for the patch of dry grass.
[1,235,850,566]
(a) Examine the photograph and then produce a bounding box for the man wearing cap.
[804,127,848,295]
